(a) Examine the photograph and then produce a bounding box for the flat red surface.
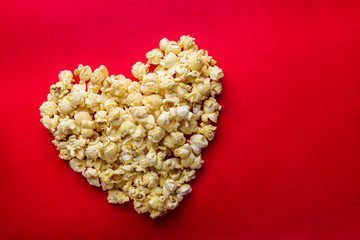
[1,0,360,239]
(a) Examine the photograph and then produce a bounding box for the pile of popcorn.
[40,36,223,218]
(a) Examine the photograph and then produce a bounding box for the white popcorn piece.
[69,158,86,173]
[85,142,102,160]
[179,35,197,50]
[40,101,58,117]
[143,94,162,110]
[90,65,108,84]
[107,107,122,126]
[160,52,179,69]
[40,115,59,132]
[100,141,117,162]
[189,52,202,72]
[74,111,92,125]
[174,144,192,159]
[58,97,74,114]
[159,38,169,51]
[131,62,149,80]
[74,64,92,82]
[107,190,130,204]
[177,184,192,195]
[39,35,223,219]
[197,123,217,140]
[58,70,74,87]
[189,134,208,155]
[209,66,224,81]
[83,168,101,187]
[165,41,181,55]
[146,49,164,65]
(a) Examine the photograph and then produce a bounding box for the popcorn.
[197,123,217,140]
[143,171,159,189]
[188,53,202,72]
[74,64,92,81]
[177,184,192,195]
[146,49,164,65]
[210,81,222,97]
[104,99,117,111]
[209,66,224,81]
[83,168,101,187]
[131,62,149,80]
[189,134,208,155]
[39,36,223,219]
[100,141,117,162]
[58,98,74,114]
[107,189,130,204]
[146,126,164,143]
[159,38,169,51]
[74,111,92,125]
[58,70,74,86]
[143,94,162,110]
[174,144,192,159]
[164,179,177,192]
[156,111,171,128]
[90,65,108,84]
[107,107,122,126]
[40,115,59,132]
[165,195,179,210]
[141,81,159,95]
[178,119,198,134]
[160,52,179,69]
[40,101,58,117]
[127,91,143,106]
[179,35,197,50]
[69,158,86,173]
[165,41,182,55]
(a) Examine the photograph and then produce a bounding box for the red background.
[1,0,360,239]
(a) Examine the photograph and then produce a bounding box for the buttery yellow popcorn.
[40,36,223,219]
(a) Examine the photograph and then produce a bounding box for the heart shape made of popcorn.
[40,36,223,218]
